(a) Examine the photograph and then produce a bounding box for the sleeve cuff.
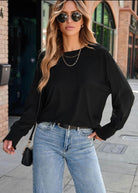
[2,130,24,150]
[95,122,117,140]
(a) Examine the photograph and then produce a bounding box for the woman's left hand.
[88,132,103,141]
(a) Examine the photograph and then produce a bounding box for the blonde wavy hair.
[38,0,97,93]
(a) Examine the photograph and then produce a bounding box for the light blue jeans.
[33,121,106,193]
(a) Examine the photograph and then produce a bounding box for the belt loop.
[77,126,80,131]
[52,122,56,128]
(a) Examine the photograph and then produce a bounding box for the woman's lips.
[65,26,75,30]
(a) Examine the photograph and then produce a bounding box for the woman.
[3,0,134,193]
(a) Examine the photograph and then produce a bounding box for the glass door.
[8,0,37,115]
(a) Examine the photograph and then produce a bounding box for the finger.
[3,140,9,152]
[3,140,11,151]
[7,141,12,149]
[7,143,15,154]
[9,149,15,154]
[3,140,15,154]
[9,146,15,152]
[88,132,96,139]
[5,147,15,154]
[95,135,103,141]
[3,141,6,151]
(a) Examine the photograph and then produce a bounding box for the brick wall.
[118,1,138,76]
[0,0,9,142]
[118,10,130,75]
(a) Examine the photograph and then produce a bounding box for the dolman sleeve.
[96,50,135,140]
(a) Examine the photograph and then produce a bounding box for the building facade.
[0,0,138,141]
[42,0,138,78]
[87,0,138,78]
[0,0,9,142]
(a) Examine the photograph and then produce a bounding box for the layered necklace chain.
[62,48,82,67]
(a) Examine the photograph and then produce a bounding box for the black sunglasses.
[56,11,83,23]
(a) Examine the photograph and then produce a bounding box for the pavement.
[0,79,138,193]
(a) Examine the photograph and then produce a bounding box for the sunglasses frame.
[56,11,83,23]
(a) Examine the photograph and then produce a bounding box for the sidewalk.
[0,79,138,193]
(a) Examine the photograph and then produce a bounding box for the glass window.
[104,6,109,27]
[134,38,138,78]
[96,3,102,24]
[96,25,103,44]
[92,22,96,37]
[134,47,138,75]
[103,28,110,49]
[109,30,114,55]
[129,36,132,45]
[132,0,135,11]
[127,47,132,78]
[92,2,115,55]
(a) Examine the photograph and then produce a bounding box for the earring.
[81,24,84,28]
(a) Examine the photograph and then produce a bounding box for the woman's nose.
[66,15,72,22]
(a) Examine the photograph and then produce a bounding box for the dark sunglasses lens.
[72,12,82,22]
[57,13,67,23]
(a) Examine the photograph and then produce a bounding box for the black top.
[3,43,135,149]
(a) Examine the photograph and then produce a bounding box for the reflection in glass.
[104,6,108,27]
[96,3,102,24]
[92,2,115,55]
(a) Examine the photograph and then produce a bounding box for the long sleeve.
[96,50,135,140]
[2,51,45,149]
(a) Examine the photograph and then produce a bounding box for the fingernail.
[88,136,90,138]
[8,145,10,149]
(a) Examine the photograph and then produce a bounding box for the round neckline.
[63,45,87,55]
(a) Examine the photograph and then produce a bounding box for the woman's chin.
[62,31,80,37]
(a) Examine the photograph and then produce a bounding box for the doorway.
[8,0,41,115]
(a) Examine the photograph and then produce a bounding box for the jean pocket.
[79,128,93,136]
[37,122,53,131]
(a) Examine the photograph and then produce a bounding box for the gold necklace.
[63,53,79,58]
[62,48,82,67]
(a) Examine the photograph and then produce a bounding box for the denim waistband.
[37,121,92,130]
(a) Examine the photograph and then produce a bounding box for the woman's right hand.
[3,140,15,154]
